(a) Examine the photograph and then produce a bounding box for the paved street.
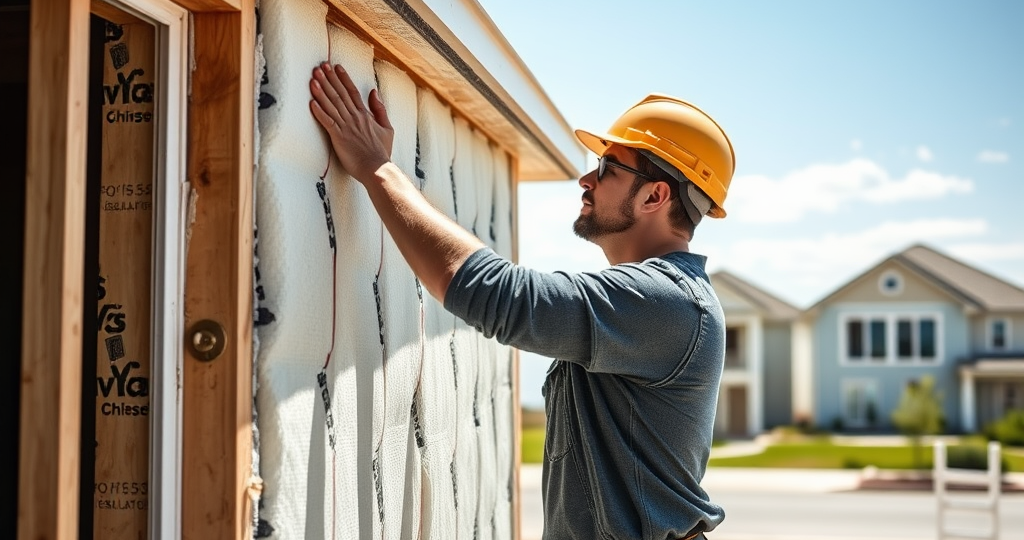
[518,465,1024,540]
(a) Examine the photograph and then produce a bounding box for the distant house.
[795,243,1024,434]
[710,271,801,437]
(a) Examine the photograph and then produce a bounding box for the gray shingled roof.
[894,244,1024,312]
[710,270,801,321]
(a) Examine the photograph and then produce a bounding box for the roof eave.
[325,0,586,180]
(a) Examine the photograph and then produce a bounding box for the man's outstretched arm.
[309,62,486,302]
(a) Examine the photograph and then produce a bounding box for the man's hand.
[309,62,395,183]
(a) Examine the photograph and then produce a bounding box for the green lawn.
[521,429,1024,471]
[522,427,545,464]
[708,439,1024,471]
[709,441,929,469]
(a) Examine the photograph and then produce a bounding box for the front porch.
[959,358,1024,432]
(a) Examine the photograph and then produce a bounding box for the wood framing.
[18,0,91,538]
[181,7,255,540]
[18,0,572,537]
[509,156,522,540]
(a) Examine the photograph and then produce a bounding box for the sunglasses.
[597,155,659,182]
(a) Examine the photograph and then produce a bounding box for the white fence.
[934,441,1002,540]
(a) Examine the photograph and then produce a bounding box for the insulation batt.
[253,0,517,537]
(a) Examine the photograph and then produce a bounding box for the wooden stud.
[510,156,523,540]
[18,0,91,539]
[181,7,255,539]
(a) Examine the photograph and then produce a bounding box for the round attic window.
[879,270,903,296]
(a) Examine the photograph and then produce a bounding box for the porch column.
[960,368,976,433]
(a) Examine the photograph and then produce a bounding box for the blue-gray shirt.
[444,248,726,540]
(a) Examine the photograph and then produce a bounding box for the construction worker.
[309,61,734,540]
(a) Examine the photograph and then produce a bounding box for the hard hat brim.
[575,128,631,157]
[574,128,727,218]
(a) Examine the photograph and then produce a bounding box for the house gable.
[711,270,799,321]
[826,260,963,307]
[715,284,761,316]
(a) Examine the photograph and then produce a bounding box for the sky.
[473,0,1024,409]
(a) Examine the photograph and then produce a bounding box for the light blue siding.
[762,322,792,429]
[813,302,970,432]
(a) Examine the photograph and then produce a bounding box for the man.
[309,61,735,540]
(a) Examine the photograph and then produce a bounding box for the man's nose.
[579,168,598,190]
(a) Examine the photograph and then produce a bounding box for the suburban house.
[793,243,1024,434]
[711,271,801,438]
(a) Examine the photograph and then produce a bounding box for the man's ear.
[640,181,674,213]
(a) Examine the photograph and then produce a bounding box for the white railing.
[934,440,1002,540]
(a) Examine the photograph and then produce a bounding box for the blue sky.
[475,0,1024,408]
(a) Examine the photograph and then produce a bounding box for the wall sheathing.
[253,0,516,537]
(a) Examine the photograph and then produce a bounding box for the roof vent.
[879,270,903,296]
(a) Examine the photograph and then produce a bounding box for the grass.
[708,438,1024,471]
[522,427,545,464]
[709,440,927,469]
[521,429,1024,471]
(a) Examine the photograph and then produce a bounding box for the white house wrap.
[253,0,518,537]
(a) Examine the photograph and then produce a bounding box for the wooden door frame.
[20,0,254,538]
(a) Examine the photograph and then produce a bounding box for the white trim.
[748,318,764,436]
[878,270,904,296]
[837,311,944,366]
[95,0,189,538]
[985,316,1011,352]
[960,370,976,433]
[791,320,814,423]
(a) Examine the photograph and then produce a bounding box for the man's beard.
[572,192,637,241]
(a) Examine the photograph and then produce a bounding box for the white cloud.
[946,242,1024,265]
[977,150,1009,163]
[860,169,972,203]
[727,159,973,223]
[850,139,862,152]
[517,181,607,273]
[916,145,933,162]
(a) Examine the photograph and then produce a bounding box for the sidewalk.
[518,437,1024,540]
[518,464,867,540]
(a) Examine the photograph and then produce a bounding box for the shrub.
[891,376,943,470]
[983,409,1024,447]
[841,457,863,469]
[946,444,1010,472]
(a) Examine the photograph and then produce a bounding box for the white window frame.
[986,316,1011,352]
[841,378,880,428]
[95,0,189,538]
[838,311,944,366]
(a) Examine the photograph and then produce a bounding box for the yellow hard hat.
[575,94,735,218]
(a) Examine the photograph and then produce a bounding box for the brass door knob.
[187,319,225,361]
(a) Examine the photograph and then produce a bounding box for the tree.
[890,375,944,469]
